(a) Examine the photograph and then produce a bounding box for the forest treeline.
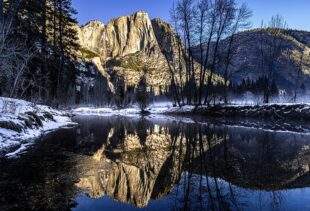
[0,0,306,109]
[107,0,304,109]
[0,0,78,105]
[166,0,305,106]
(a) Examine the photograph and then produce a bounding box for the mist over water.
[229,91,310,105]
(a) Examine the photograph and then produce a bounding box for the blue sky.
[72,0,310,30]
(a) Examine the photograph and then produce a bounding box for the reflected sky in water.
[0,116,309,210]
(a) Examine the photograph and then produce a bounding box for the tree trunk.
[0,0,3,20]
[41,0,48,99]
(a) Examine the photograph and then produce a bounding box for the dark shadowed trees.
[172,0,252,106]
[175,0,197,105]
[0,0,3,18]
[0,0,79,105]
[111,72,126,108]
[136,73,150,112]
[259,15,287,104]
[222,3,252,104]
[0,0,34,98]
[48,0,79,103]
[291,45,305,102]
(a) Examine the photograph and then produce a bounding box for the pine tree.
[4,0,79,104]
[0,0,3,18]
[136,74,149,112]
[48,0,79,103]
[111,73,126,108]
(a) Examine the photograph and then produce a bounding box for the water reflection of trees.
[0,116,309,210]
[169,123,309,210]
[73,117,309,210]
[0,129,79,210]
[168,124,243,211]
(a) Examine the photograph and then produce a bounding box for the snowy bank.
[189,104,310,121]
[73,102,310,119]
[0,97,77,157]
[73,102,194,116]
[73,102,310,122]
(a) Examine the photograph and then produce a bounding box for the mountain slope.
[192,29,310,91]
[76,11,222,95]
[76,12,172,94]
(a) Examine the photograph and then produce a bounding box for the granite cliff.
[76,11,222,95]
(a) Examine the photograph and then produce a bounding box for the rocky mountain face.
[78,12,158,59]
[77,11,310,96]
[192,29,310,91]
[74,125,186,207]
[76,12,174,94]
[76,11,221,95]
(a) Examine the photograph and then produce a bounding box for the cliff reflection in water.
[72,116,310,210]
[0,116,309,210]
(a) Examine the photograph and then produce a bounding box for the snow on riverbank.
[73,101,310,117]
[0,97,77,157]
[73,101,310,123]
[73,102,194,116]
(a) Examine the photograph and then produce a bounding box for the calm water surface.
[0,115,309,211]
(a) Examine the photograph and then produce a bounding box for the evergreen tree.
[111,73,126,108]
[136,74,149,112]
[8,0,79,104]
[0,0,3,18]
[48,0,79,103]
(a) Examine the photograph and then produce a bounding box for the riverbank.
[0,97,77,157]
[72,102,193,116]
[168,104,310,121]
[73,103,310,121]
[72,103,310,134]
[3,100,309,157]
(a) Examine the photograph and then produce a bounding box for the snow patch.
[72,102,194,116]
[0,97,77,157]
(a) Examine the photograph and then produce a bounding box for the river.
[0,115,309,210]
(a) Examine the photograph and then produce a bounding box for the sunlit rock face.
[1,116,310,210]
[105,11,158,58]
[78,12,158,59]
[73,121,226,208]
[77,12,222,94]
[76,12,170,93]
[78,21,107,58]
[123,134,143,151]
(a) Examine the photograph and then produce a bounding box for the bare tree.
[260,15,287,104]
[172,0,251,106]
[155,5,183,107]
[204,0,236,105]
[175,0,197,104]
[0,0,34,98]
[291,46,305,102]
[222,3,252,104]
[169,1,190,106]
[136,72,150,113]
[196,0,214,106]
